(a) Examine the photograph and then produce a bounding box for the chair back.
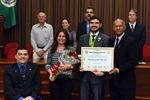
[25,43,33,59]
[3,43,19,57]
[7,48,17,60]
[143,43,150,61]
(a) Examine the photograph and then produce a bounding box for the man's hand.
[109,68,119,74]
[79,66,84,72]
[37,50,45,58]
[92,69,104,76]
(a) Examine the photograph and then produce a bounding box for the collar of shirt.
[17,63,27,73]
[129,22,136,29]
[115,32,125,46]
[90,31,99,39]
[37,22,48,28]
[86,21,90,33]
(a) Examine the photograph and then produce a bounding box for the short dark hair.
[15,46,29,54]
[85,6,95,13]
[89,16,102,24]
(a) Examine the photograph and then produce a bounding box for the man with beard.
[77,16,109,100]
[76,6,95,42]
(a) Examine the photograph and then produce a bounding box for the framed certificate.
[81,47,114,72]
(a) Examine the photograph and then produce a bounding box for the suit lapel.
[115,34,126,53]
[94,32,103,47]
[133,23,139,34]
[25,63,32,79]
[126,23,132,33]
[13,63,23,80]
[84,34,90,47]
[83,21,87,33]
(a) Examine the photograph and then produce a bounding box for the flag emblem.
[1,0,16,8]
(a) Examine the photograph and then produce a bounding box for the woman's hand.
[59,63,73,71]
[48,69,55,81]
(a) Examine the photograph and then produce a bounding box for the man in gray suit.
[77,16,109,100]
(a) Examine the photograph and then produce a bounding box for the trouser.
[49,75,73,100]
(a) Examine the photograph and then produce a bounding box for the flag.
[0,0,16,30]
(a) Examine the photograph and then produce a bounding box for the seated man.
[3,46,42,100]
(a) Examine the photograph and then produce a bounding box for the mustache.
[87,14,91,17]
[91,26,98,28]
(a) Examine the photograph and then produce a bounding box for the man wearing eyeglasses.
[125,9,146,62]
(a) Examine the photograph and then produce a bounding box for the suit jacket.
[125,23,146,61]
[76,21,87,42]
[3,62,42,100]
[109,34,138,88]
[77,32,109,84]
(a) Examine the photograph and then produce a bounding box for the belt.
[37,46,45,49]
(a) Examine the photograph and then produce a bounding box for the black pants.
[49,75,73,100]
[109,86,135,100]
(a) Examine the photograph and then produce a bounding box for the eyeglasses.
[129,14,137,16]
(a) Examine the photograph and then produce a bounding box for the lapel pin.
[30,69,31,70]
[98,37,101,41]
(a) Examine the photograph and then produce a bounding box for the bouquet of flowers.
[51,50,80,80]
[51,62,61,80]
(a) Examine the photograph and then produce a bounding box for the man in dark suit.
[77,16,109,100]
[125,9,146,62]
[3,46,42,100]
[76,6,95,42]
[109,19,138,100]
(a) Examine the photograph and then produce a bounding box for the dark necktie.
[92,35,96,42]
[21,66,25,81]
[131,25,134,32]
[115,38,119,48]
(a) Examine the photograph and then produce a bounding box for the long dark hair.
[50,28,70,54]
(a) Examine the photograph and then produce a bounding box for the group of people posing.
[3,6,146,100]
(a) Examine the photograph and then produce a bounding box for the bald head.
[113,19,126,36]
[37,12,47,25]
[113,19,125,27]
[38,12,46,18]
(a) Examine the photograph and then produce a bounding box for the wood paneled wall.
[2,0,150,46]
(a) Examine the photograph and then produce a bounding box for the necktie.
[87,25,90,34]
[92,35,96,42]
[115,38,119,48]
[131,25,134,32]
[21,66,25,81]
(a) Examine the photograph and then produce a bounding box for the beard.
[90,27,100,33]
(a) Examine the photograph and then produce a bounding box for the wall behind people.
[2,0,150,46]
